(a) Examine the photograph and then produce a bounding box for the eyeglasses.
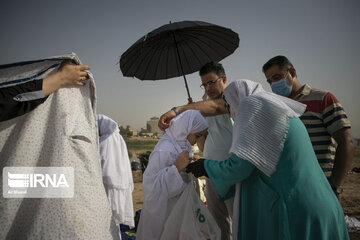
[200,77,222,89]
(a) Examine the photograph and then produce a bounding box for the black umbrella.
[120,20,239,103]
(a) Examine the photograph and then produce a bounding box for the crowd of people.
[0,55,355,239]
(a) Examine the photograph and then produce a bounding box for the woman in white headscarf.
[136,110,208,240]
[175,79,348,240]
[97,114,135,228]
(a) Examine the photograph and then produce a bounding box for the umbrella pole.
[172,32,193,103]
[182,75,192,103]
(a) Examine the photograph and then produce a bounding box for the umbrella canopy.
[120,20,239,101]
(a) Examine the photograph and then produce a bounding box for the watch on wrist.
[171,107,179,116]
[331,186,343,195]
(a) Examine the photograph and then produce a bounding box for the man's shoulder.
[302,86,328,101]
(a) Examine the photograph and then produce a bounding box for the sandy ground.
[131,147,360,239]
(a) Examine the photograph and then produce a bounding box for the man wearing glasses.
[197,62,234,240]
[262,55,354,202]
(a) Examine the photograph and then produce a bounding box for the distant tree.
[119,125,126,135]
[119,125,132,137]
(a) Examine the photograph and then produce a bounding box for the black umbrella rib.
[172,33,183,78]
[172,31,191,99]
[195,27,239,47]
[165,37,170,79]
[121,35,165,75]
[175,34,196,75]
[121,43,145,74]
[151,34,176,79]
[122,32,156,59]
[188,28,238,48]
[139,37,168,80]
[131,46,155,79]
[121,37,148,70]
[130,37,167,79]
[185,28,238,53]
[152,40,168,80]
[181,31,225,61]
[179,33,210,68]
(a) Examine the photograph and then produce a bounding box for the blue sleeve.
[205,153,255,199]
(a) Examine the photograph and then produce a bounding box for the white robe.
[136,110,208,240]
[98,114,135,227]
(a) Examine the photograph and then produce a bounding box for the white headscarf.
[223,79,306,176]
[97,114,134,227]
[159,109,208,155]
[223,79,264,117]
[98,114,118,143]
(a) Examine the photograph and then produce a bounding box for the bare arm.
[329,127,354,188]
[158,98,227,131]
[42,60,90,96]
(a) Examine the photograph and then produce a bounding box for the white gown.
[98,114,135,228]
[136,110,208,240]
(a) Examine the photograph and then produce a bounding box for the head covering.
[162,109,208,154]
[97,114,134,227]
[223,79,264,115]
[136,110,208,240]
[223,79,306,176]
[98,114,119,141]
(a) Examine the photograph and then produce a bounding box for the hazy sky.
[1,0,359,137]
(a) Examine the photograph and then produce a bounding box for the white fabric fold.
[105,187,135,227]
[224,79,306,176]
[97,114,134,227]
[136,110,208,240]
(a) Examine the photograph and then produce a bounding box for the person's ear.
[289,67,297,78]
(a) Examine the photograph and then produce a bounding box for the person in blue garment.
[160,79,349,240]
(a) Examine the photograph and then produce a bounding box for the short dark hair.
[262,55,294,73]
[199,61,225,77]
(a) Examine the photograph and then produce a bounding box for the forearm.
[159,98,228,131]
[42,73,65,96]
[205,154,254,186]
[176,98,227,117]
[329,140,354,187]
[204,154,254,198]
